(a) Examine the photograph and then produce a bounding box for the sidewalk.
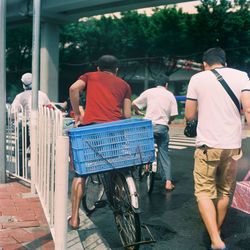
[0,175,110,250]
[0,178,54,250]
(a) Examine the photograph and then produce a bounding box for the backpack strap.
[211,69,241,113]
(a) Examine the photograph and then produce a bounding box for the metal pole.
[30,0,41,193]
[32,0,40,111]
[0,0,6,184]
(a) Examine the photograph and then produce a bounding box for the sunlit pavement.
[0,180,54,249]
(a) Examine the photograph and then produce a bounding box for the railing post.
[30,110,38,194]
[54,135,69,250]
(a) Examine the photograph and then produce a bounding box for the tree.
[147,7,188,56]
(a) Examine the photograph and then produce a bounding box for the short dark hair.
[202,47,226,66]
[97,55,118,73]
[154,74,169,87]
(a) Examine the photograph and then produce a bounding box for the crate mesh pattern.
[69,119,155,175]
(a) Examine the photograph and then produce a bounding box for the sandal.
[67,216,80,230]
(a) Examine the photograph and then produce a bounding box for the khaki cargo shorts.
[193,146,242,200]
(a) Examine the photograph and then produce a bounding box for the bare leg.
[70,177,85,228]
[216,195,229,234]
[197,197,225,249]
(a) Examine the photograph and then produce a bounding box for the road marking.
[170,136,196,141]
[169,145,186,150]
[170,138,196,143]
[169,141,196,147]
[168,135,196,150]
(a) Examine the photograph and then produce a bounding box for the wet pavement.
[89,126,250,250]
[1,123,250,250]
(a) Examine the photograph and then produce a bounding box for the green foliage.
[148,8,188,56]
[6,25,32,72]
[6,1,250,98]
[58,1,250,69]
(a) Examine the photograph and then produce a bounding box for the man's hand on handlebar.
[74,114,81,127]
[135,110,145,116]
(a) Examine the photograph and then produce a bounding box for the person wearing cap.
[132,74,178,191]
[11,73,50,117]
[11,73,50,176]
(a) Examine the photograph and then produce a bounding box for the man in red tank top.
[68,55,131,229]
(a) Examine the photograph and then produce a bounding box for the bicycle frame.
[100,168,140,212]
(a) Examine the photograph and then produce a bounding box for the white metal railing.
[5,105,31,183]
[6,105,69,249]
[35,106,69,248]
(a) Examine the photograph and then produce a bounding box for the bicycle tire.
[82,174,104,215]
[112,173,141,250]
[146,171,155,194]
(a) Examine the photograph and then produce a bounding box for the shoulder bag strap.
[211,69,241,113]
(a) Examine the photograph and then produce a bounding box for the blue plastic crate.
[68,118,155,175]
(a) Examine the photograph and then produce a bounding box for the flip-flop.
[67,216,80,230]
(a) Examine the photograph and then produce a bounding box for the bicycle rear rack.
[124,223,156,248]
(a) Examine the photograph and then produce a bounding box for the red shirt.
[79,71,131,125]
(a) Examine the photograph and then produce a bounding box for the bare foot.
[68,216,80,230]
[165,180,175,191]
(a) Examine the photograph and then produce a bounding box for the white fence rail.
[6,105,69,249]
[35,106,69,247]
[6,105,31,183]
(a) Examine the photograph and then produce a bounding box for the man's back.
[187,67,249,148]
[11,90,50,118]
[79,71,131,125]
[134,86,177,126]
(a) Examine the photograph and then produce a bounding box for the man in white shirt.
[185,47,250,250]
[11,73,50,176]
[11,73,50,118]
[132,74,178,191]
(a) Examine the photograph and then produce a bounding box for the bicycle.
[138,144,158,194]
[82,167,146,249]
[69,118,156,249]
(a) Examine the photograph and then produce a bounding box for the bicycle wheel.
[82,174,104,215]
[146,171,155,194]
[112,173,141,250]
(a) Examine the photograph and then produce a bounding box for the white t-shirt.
[11,90,50,119]
[186,67,250,148]
[133,86,178,126]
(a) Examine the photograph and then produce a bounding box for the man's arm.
[168,115,177,125]
[131,102,144,116]
[11,95,21,113]
[123,98,131,119]
[185,99,198,121]
[168,96,178,124]
[69,79,86,125]
[241,91,250,126]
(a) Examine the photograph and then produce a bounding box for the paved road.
[87,130,250,250]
